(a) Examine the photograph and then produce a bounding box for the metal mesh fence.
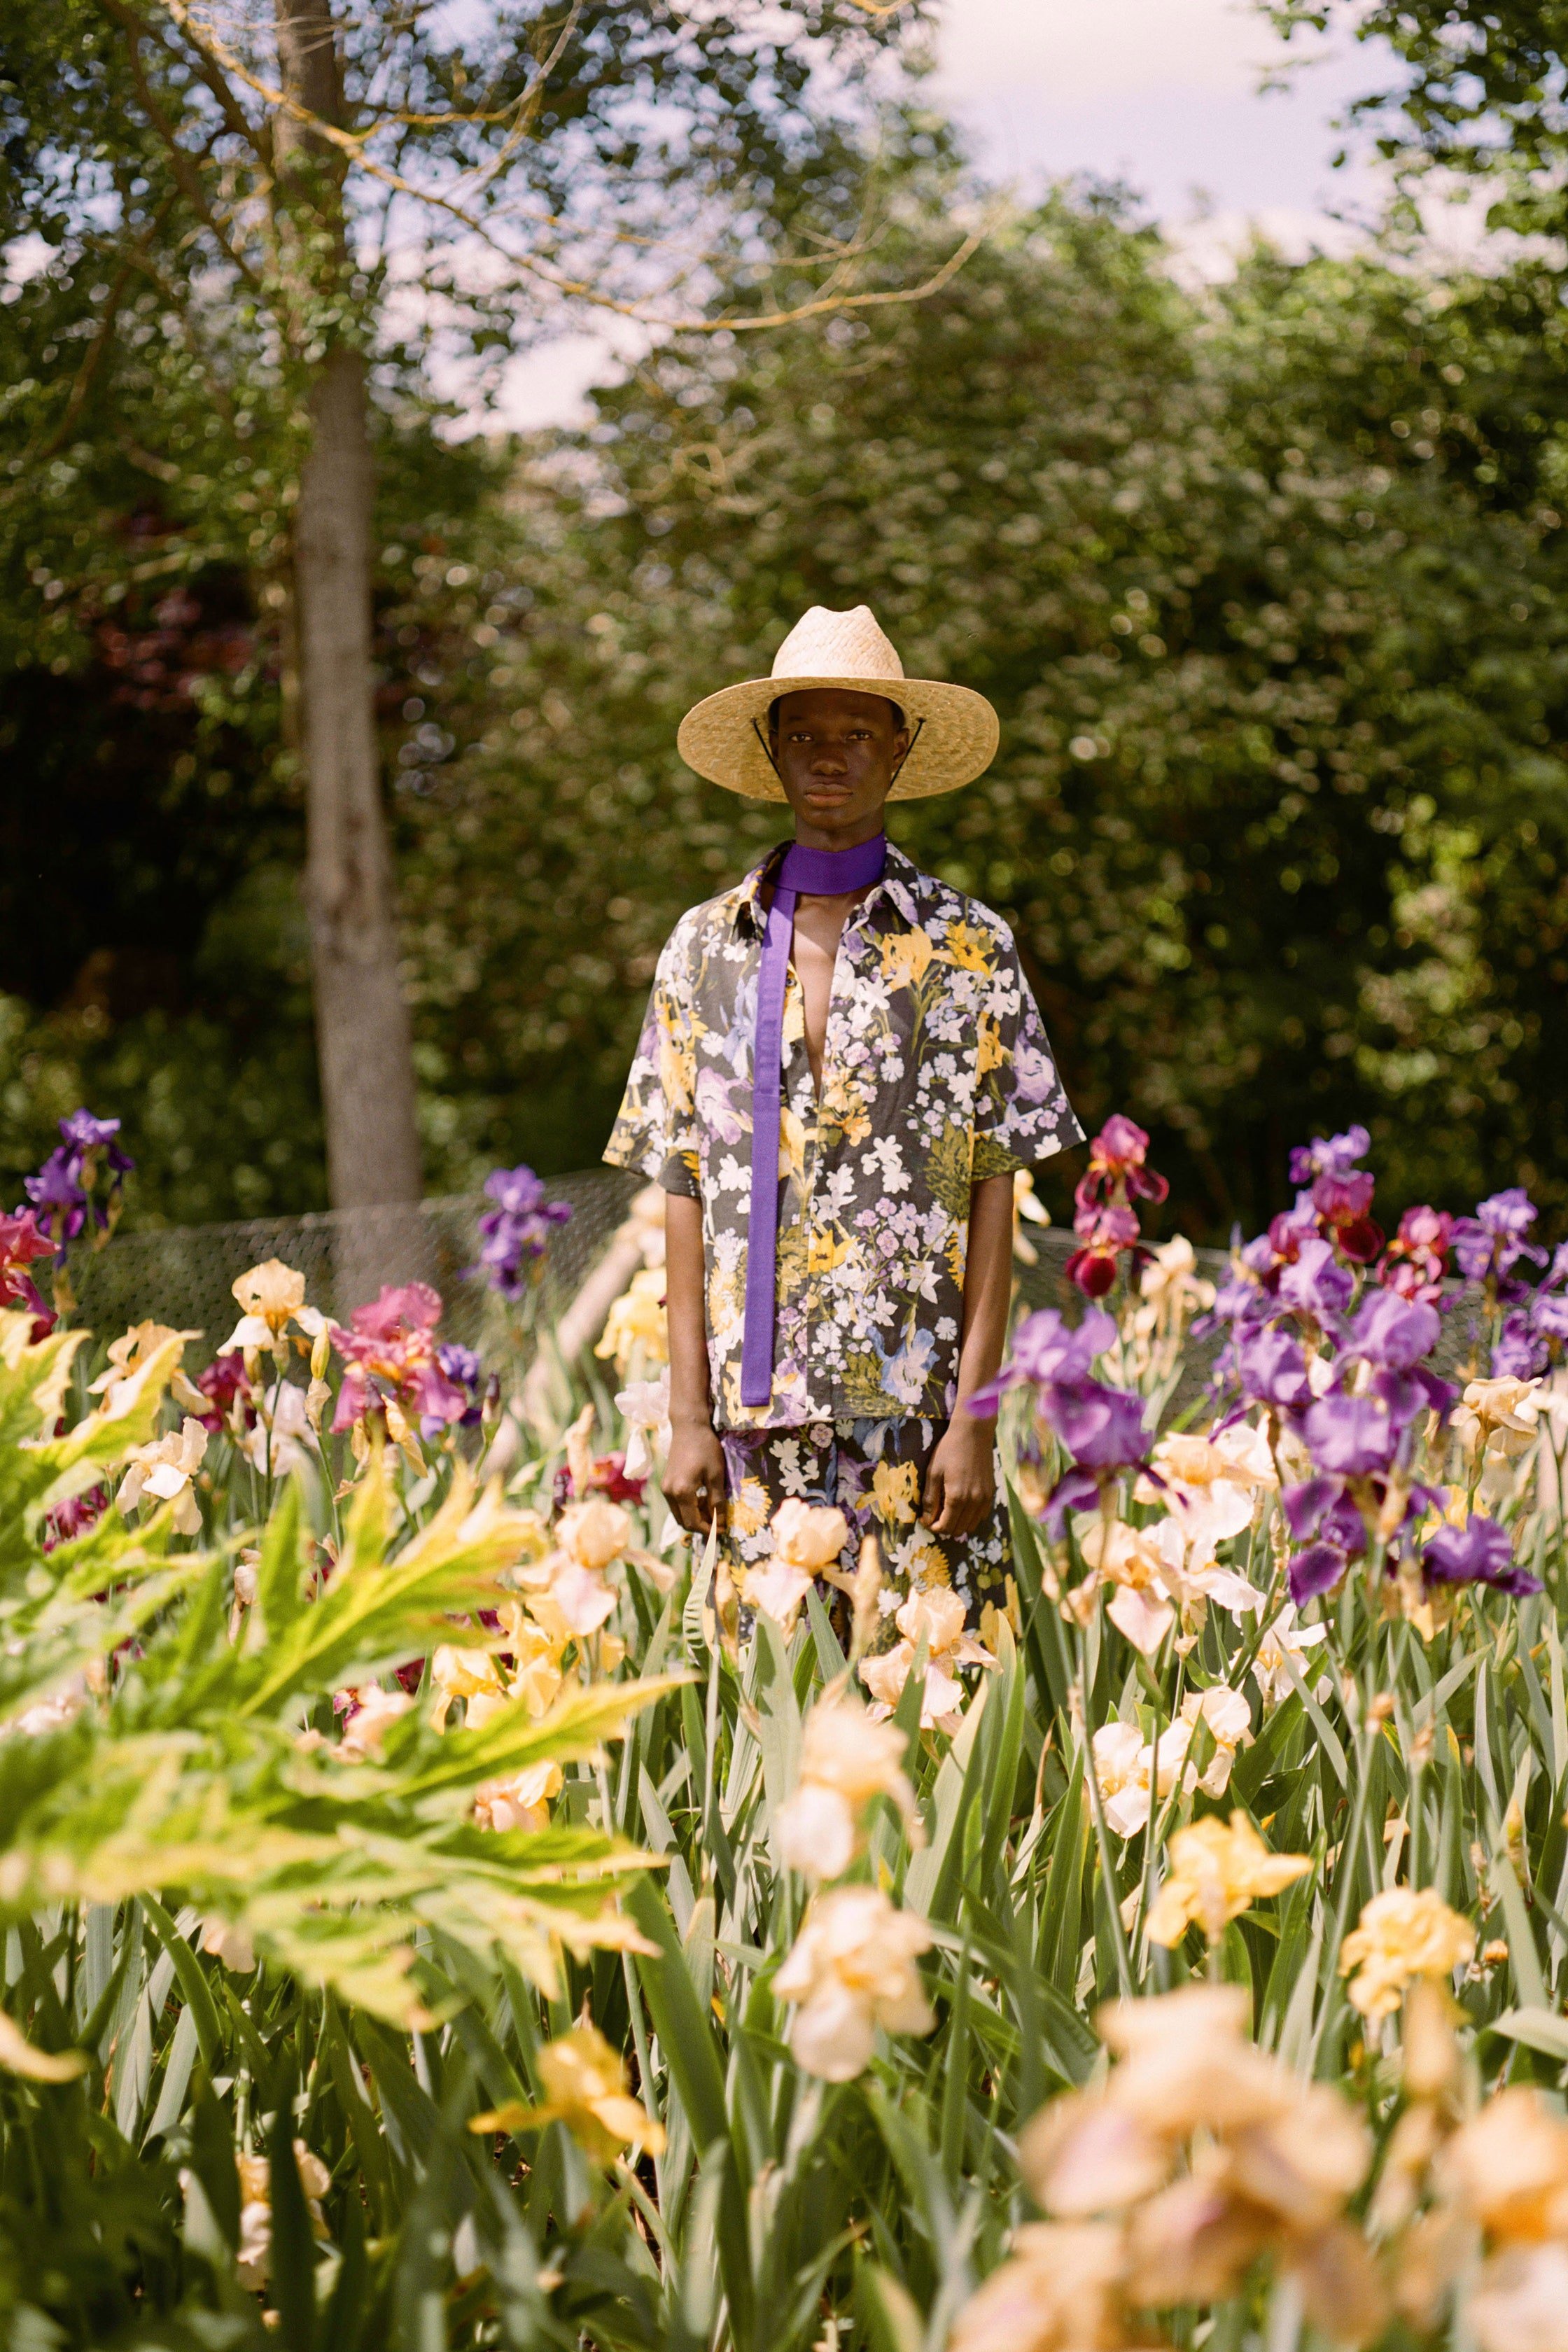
[71,1169,645,1357]
[68,1188,1487,1399]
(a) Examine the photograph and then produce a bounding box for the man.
[603,606,1082,1616]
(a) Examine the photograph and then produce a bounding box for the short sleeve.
[970,923,1084,1177]
[603,925,702,1198]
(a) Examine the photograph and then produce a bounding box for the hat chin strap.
[750,713,925,789]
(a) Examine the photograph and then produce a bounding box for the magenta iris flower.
[1376,1205,1452,1304]
[0,1208,56,1330]
[330,1283,469,1436]
[1074,1114,1168,1210]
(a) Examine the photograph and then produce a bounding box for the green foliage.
[0,1196,1564,2344]
[393,193,1568,1235]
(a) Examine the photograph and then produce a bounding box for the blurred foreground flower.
[744,1499,850,1628]
[116,1417,208,1535]
[470,2022,664,2162]
[0,1210,56,1334]
[233,2143,331,2291]
[773,1886,934,2080]
[614,1368,670,1480]
[776,1695,918,1882]
[1146,1811,1311,1947]
[474,1758,564,1833]
[90,1322,208,1415]
[1340,1886,1474,2020]
[961,1985,1385,2350]
[861,1588,995,1731]
[594,1268,668,1376]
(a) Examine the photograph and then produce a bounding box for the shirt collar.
[732,839,923,938]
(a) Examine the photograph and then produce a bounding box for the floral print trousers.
[719,1417,1012,1625]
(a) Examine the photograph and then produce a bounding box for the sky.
[495,0,1395,428]
[935,0,1383,258]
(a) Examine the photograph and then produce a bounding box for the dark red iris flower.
[1074,1113,1170,1214]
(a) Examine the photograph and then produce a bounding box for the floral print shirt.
[603,841,1082,1431]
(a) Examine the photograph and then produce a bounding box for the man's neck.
[790,810,889,854]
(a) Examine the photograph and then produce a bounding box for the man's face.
[769,688,911,839]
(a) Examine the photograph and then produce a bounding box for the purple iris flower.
[1210,1269,1270,1329]
[1042,1466,1102,1537]
[1012,1307,1116,1385]
[424,1340,484,1436]
[1289,1126,1371,1186]
[22,1109,135,1255]
[468,1163,573,1299]
[24,1148,89,1244]
[1237,1327,1316,1410]
[1046,1381,1151,1468]
[1348,1289,1440,1371]
[1492,1310,1548,1380]
[1284,1478,1370,1606]
[1423,1516,1540,1597]
[1301,1393,1398,1477]
[1532,1291,1568,1346]
[966,1306,1115,1415]
[1278,1236,1354,1322]
[56,1110,132,1172]
[1451,1187,1548,1287]
[1343,1290,1455,1425]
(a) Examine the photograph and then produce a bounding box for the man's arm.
[662,1191,727,1536]
[920,1170,1016,1539]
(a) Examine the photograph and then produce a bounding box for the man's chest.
[685,920,995,1152]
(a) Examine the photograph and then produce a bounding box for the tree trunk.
[294,346,422,1216]
[274,0,424,1264]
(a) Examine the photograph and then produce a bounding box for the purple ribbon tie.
[740,833,888,1408]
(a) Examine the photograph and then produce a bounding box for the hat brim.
[676,673,1000,802]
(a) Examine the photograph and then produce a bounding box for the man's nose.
[809,743,848,774]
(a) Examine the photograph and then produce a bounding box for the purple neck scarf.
[741,832,888,1408]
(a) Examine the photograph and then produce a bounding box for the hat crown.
[769,603,905,685]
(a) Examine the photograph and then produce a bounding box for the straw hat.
[676,605,999,802]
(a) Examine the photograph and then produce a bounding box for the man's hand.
[920,1413,996,1539]
[663,1418,727,1537]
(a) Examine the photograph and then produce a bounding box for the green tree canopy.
[384,193,1568,1239]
